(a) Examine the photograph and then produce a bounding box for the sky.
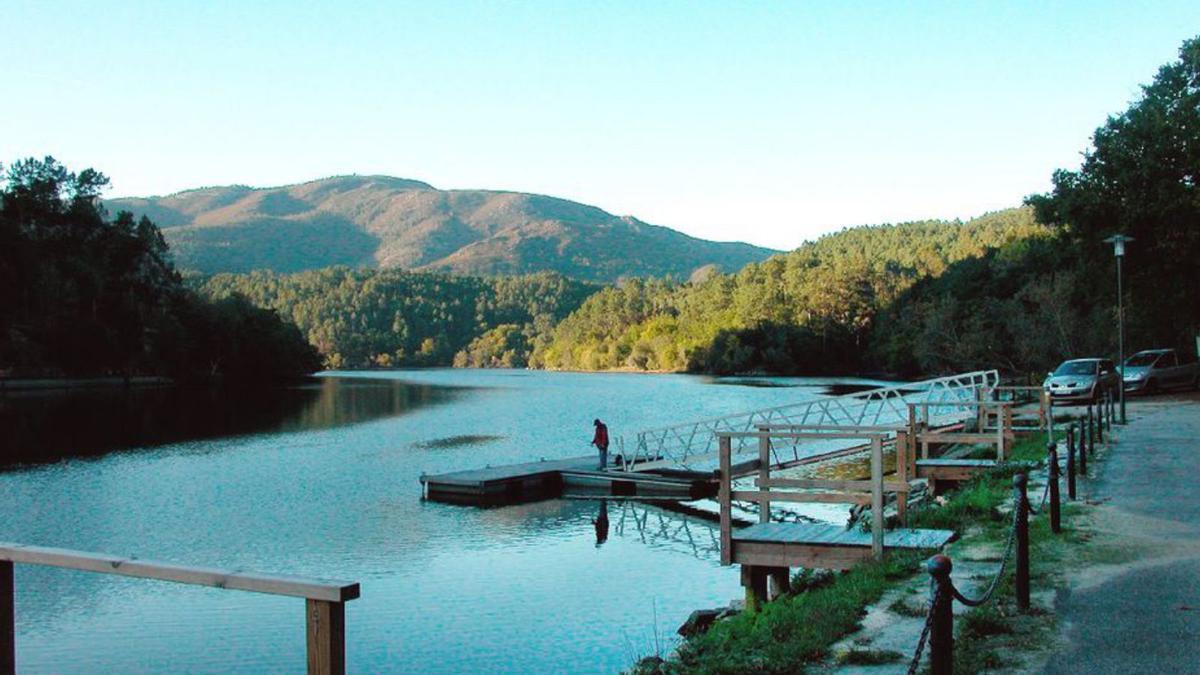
[2,2,1198,250]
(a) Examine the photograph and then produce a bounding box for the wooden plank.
[1,561,11,675]
[732,522,955,549]
[757,478,911,493]
[0,544,359,603]
[719,436,732,566]
[915,433,1003,444]
[306,599,346,675]
[731,490,871,506]
[733,541,870,570]
[915,459,997,467]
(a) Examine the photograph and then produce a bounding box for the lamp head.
[1103,234,1134,257]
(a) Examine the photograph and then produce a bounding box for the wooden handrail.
[0,543,359,675]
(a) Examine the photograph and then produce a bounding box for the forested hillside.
[108,176,776,282]
[196,269,598,368]
[0,158,322,379]
[876,36,1200,376]
[531,209,1048,373]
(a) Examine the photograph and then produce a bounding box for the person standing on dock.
[592,419,609,469]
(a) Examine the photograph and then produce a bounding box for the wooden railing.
[0,543,360,675]
[716,429,903,563]
[905,401,1015,466]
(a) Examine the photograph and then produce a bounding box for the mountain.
[106,176,777,282]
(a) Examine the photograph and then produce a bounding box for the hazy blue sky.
[3,2,1197,249]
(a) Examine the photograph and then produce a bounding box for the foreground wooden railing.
[0,543,360,675]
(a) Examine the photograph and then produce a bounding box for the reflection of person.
[591,419,609,469]
[593,500,609,546]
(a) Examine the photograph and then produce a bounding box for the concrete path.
[1043,393,1200,675]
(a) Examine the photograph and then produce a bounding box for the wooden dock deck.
[730,522,956,570]
[421,456,716,505]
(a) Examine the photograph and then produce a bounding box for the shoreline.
[0,375,174,392]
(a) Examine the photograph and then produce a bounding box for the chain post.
[1077,420,1087,475]
[927,555,954,675]
[1087,404,1095,455]
[1066,427,1076,500]
[1014,473,1030,612]
[1095,400,1104,443]
[1047,441,1061,534]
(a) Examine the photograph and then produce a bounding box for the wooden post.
[758,434,771,524]
[870,436,884,559]
[995,404,1006,463]
[741,566,769,613]
[306,599,345,675]
[1040,390,1050,430]
[895,430,909,525]
[718,435,732,566]
[1,560,12,675]
[768,567,790,601]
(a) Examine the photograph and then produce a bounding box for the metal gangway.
[616,370,1000,472]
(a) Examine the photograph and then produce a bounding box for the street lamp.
[1104,234,1133,424]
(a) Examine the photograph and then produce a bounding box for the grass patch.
[654,552,924,674]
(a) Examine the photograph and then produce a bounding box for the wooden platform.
[421,456,716,506]
[729,522,956,570]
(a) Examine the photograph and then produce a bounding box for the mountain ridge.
[106,175,777,282]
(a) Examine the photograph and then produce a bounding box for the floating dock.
[420,455,717,506]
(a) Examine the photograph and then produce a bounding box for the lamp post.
[1104,234,1133,425]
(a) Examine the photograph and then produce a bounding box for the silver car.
[1122,349,1200,394]
[1043,358,1120,403]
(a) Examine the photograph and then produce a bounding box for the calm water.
[2,369,887,673]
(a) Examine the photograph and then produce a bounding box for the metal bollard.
[1066,427,1076,500]
[1048,441,1061,534]
[927,555,955,675]
[1014,473,1031,612]
[1078,420,1087,475]
[1088,405,1095,454]
[1095,402,1104,443]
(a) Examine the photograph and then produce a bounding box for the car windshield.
[1054,361,1096,376]
[1125,353,1160,367]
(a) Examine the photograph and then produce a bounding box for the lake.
[1,369,890,673]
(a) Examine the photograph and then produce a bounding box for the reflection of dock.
[420,456,716,506]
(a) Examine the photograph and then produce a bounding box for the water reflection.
[0,377,463,467]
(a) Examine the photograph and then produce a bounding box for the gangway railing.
[617,370,999,472]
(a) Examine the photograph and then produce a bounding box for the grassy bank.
[634,432,1087,674]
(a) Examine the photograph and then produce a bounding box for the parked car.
[1122,349,1199,394]
[1043,358,1120,403]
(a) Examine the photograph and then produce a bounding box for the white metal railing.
[618,370,1000,472]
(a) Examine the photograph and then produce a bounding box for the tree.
[1029,36,1200,351]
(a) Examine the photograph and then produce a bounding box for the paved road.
[1043,395,1200,675]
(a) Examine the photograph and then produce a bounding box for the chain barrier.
[906,438,1066,671]
[906,582,941,675]
[951,504,1019,607]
